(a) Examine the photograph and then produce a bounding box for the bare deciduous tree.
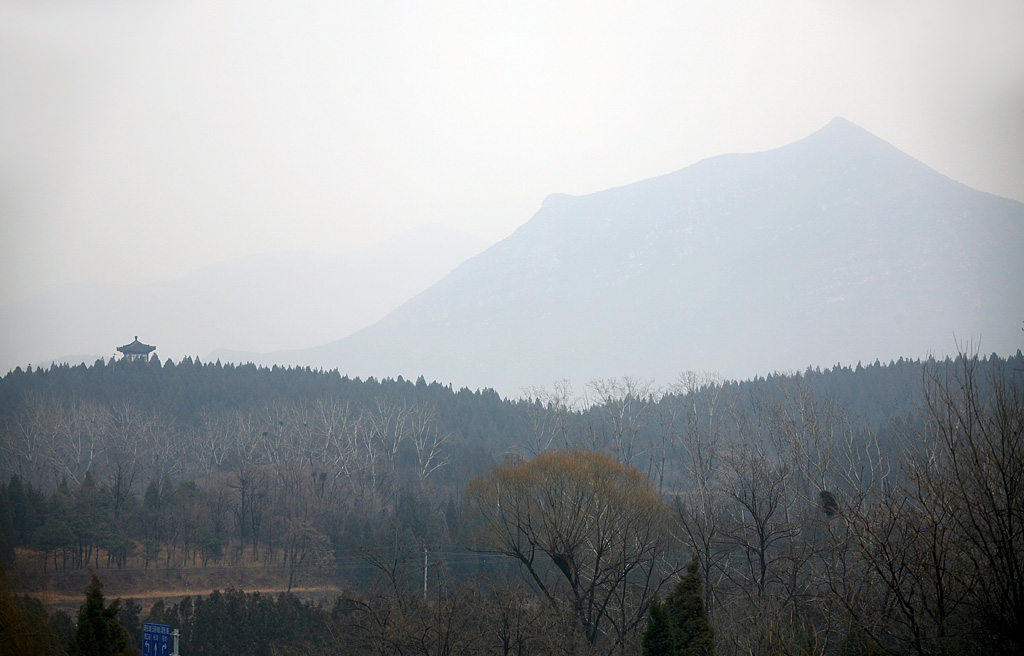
[586,376,657,467]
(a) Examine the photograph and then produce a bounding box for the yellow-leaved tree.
[467,450,678,651]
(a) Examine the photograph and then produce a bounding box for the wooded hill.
[1,351,1021,654]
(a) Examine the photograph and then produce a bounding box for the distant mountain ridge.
[0,225,489,373]
[252,118,1024,394]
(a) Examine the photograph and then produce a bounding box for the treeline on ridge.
[1,350,1021,655]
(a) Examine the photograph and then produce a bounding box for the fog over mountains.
[237,118,1024,394]
[7,118,1022,395]
[0,225,489,374]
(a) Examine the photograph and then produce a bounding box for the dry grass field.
[5,547,345,615]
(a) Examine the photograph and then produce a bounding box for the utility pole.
[423,548,428,601]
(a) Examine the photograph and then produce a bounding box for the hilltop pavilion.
[117,336,156,361]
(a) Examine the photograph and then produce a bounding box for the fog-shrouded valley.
[2,118,1022,656]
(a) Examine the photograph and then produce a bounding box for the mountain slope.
[260,118,1024,393]
[0,224,489,372]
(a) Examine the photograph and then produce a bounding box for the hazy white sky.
[2,0,1022,304]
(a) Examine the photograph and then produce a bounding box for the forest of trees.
[0,349,1021,655]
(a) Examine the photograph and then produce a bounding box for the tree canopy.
[467,450,676,647]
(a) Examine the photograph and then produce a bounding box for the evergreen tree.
[664,554,714,656]
[67,573,133,656]
[642,597,676,656]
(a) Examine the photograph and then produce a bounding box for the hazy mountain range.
[0,225,489,374]
[220,118,1024,395]
[6,118,1022,396]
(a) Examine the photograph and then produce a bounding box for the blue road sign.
[143,622,172,656]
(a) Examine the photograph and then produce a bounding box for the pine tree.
[642,597,676,656]
[664,554,715,656]
[67,573,133,656]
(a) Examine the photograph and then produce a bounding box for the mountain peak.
[800,116,896,153]
[813,116,875,138]
[261,121,1024,395]
[824,116,860,130]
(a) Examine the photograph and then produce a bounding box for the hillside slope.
[262,118,1024,393]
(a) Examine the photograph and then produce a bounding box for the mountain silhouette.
[249,118,1024,394]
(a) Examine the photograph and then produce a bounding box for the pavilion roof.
[117,336,156,355]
